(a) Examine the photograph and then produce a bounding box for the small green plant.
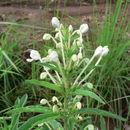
[1,17,126,130]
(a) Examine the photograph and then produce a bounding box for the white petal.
[79,24,89,34]
[52,96,59,103]
[94,46,103,57]
[72,54,78,62]
[43,33,51,40]
[101,46,109,56]
[40,99,48,105]
[40,72,47,79]
[48,51,59,62]
[51,17,60,28]
[26,58,34,62]
[30,50,41,60]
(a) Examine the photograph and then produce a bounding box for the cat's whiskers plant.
[25,17,111,129]
[4,17,126,130]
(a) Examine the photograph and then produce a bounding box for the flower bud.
[68,25,73,32]
[51,17,60,28]
[94,46,103,57]
[43,33,51,40]
[86,124,95,130]
[40,99,48,105]
[86,82,93,89]
[30,50,41,61]
[78,52,83,59]
[72,54,78,62]
[40,72,47,79]
[101,46,109,56]
[48,51,59,62]
[55,32,60,39]
[52,105,59,113]
[79,24,89,34]
[52,96,59,103]
[38,123,44,127]
[76,102,82,109]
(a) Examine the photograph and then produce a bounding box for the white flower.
[101,46,109,56]
[86,124,95,130]
[94,46,103,57]
[79,24,89,34]
[43,33,51,40]
[68,25,73,32]
[76,38,83,47]
[48,51,59,62]
[40,72,47,79]
[51,17,60,28]
[52,96,59,103]
[85,82,93,89]
[52,105,59,112]
[72,54,78,62]
[78,53,82,59]
[38,123,44,127]
[76,102,82,109]
[40,99,48,105]
[55,32,60,39]
[26,50,41,62]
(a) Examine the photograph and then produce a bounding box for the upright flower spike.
[101,46,109,56]
[51,17,60,28]
[26,50,41,62]
[48,51,59,62]
[79,24,89,34]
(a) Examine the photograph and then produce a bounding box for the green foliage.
[26,79,63,93]
[72,88,105,104]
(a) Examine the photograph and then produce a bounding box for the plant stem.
[73,55,95,86]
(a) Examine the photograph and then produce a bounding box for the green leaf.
[0,22,48,30]
[72,108,126,121]
[72,89,105,104]
[47,120,64,130]
[100,116,107,130]
[26,79,63,93]
[9,94,28,130]
[18,113,62,130]
[7,106,52,114]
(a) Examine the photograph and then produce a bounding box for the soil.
[0,1,129,31]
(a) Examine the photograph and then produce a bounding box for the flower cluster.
[26,17,109,87]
